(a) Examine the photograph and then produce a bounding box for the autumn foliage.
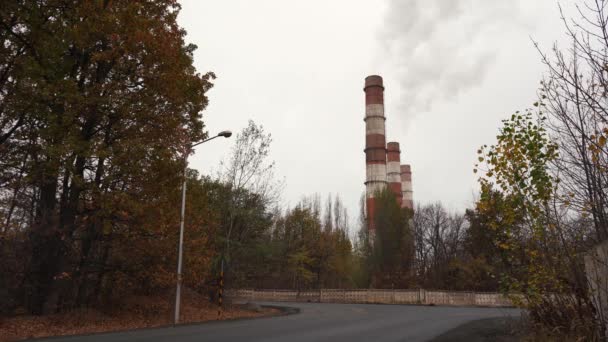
[5,2,608,342]
[471,0,608,335]
[0,0,214,315]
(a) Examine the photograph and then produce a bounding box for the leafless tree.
[219,120,283,266]
[412,202,466,288]
[537,1,608,242]
[529,1,608,337]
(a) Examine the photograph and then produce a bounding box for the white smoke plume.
[380,0,533,121]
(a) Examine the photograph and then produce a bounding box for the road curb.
[246,300,515,309]
[26,304,300,341]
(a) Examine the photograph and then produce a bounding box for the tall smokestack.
[401,164,413,210]
[364,75,387,231]
[387,142,403,207]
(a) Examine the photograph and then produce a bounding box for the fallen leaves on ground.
[0,290,278,341]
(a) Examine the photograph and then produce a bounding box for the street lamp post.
[174,130,232,325]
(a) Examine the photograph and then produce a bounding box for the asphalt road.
[39,302,520,342]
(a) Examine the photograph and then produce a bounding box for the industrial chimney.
[364,75,388,231]
[387,142,403,207]
[401,164,413,210]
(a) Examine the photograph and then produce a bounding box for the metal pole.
[174,166,188,325]
[218,257,224,319]
[172,131,230,326]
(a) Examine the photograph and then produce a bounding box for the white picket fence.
[226,288,514,307]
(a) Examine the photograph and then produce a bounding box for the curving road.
[40,302,520,342]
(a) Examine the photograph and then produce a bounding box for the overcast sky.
[178,0,565,233]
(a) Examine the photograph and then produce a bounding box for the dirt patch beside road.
[0,291,279,342]
[429,316,523,342]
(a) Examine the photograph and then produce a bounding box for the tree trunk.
[26,169,60,314]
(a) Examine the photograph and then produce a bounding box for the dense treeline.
[243,195,354,290]
[0,0,215,314]
[222,187,504,293]
[4,2,608,341]
[356,191,503,292]
[0,2,519,319]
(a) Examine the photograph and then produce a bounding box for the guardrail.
[226,288,514,307]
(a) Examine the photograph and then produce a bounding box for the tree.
[531,2,608,337]
[461,200,508,291]
[476,107,599,336]
[476,108,558,289]
[216,120,281,285]
[287,249,315,290]
[367,189,415,288]
[228,194,357,290]
[202,176,274,288]
[536,2,608,243]
[411,202,468,289]
[0,0,214,314]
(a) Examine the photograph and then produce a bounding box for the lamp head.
[218,130,232,138]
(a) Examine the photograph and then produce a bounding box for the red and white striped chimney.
[387,142,403,207]
[364,75,387,231]
[400,164,413,209]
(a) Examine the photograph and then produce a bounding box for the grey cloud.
[380,0,528,125]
